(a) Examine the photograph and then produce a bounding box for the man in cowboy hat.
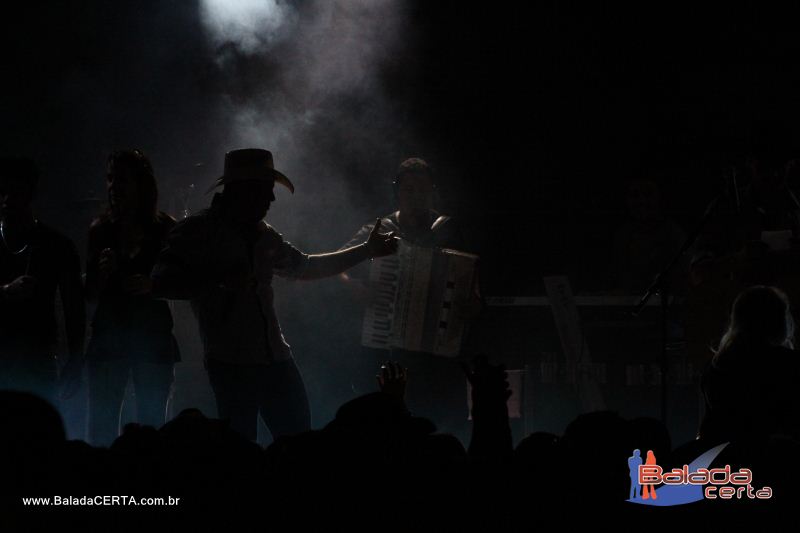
[149,148,398,441]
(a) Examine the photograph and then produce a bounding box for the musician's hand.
[376,361,408,399]
[365,219,398,258]
[121,274,153,296]
[1,275,38,301]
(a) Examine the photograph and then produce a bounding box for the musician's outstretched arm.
[302,245,371,280]
[299,219,398,280]
[336,222,374,282]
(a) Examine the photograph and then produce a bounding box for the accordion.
[361,241,478,357]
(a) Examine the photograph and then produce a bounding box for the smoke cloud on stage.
[2,0,429,440]
[197,0,414,250]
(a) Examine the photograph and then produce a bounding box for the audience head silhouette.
[716,285,794,357]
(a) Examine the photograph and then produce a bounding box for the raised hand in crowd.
[376,360,408,401]
[462,355,513,461]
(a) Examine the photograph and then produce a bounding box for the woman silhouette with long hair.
[85,150,178,446]
[699,285,800,442]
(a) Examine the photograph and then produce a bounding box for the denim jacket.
[151,194,308,365]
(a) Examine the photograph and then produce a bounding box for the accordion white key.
[361,241,478,356]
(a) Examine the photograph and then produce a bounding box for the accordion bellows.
[362,241,478,357]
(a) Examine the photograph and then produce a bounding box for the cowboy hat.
[206,148,295,194]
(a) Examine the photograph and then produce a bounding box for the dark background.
[4,2,800,292]
[3,1,800,440]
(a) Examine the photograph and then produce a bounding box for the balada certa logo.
[627,443,772,506]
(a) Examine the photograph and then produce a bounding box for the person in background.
[84,149,178,446]
[0,157,85,405]
[699,285,800,443]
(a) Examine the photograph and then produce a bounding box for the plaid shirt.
[152,194,308,365]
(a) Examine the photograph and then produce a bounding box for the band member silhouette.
[0,157,85,405]
[151,148,397,441]
[84,149,179,446]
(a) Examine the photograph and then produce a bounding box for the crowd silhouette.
[1,151,799,523]
[2,352,796,522]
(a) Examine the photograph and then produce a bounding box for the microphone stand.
[633,195,721,423]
